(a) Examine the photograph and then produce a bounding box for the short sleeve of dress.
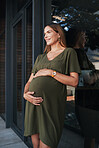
[31,55,41,74]
[65,48,81,75]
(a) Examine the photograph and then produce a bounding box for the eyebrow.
[44,29,52,34]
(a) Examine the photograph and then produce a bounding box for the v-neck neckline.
[46,49,66,62]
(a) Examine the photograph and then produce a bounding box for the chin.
[46,42,52,46]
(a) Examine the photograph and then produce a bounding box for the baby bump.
[29,76,52,97]
[29,76,63,97]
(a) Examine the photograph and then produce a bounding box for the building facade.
[0,0,99,147]
[0,0,51,146]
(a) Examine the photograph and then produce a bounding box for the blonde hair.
[44,24,66,53]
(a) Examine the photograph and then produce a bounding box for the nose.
[44,33,47,39]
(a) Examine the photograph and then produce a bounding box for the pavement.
[0,116,98,148]
[0,117,27,148]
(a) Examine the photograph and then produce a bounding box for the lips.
[45,38,51,42]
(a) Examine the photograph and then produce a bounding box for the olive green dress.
[24,48,81,148]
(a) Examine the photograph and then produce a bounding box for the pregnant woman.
[23,24,81,148]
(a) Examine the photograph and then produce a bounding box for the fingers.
[32,97,43,106]
[24,91,43,105]
[23,91,34,100]
[27,91,34,95]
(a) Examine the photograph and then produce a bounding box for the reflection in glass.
[51,0,99,132]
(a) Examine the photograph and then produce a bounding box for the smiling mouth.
[46,39,51,42]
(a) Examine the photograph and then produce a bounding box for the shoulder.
[66,47,75,52]
[36,53,46,60]
[65,47,77,55]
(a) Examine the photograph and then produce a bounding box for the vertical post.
[44,0,51,26]
[32,0,51,63]
[5,0,12,128]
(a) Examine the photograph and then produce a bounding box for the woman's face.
[44,26,60,46]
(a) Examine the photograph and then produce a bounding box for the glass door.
[12,3,32,139]
[13,19,23,130]
[12,2,32,141]
[26,4,32,81]
[24,3,33,146]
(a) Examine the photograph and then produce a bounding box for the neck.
[50,42,64,52]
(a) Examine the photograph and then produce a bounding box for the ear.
[57,33,60,38]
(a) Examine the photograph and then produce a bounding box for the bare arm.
[35,69,79,87]
[23,73,34,94]
[52,71,78,87]
[23,73,43,105]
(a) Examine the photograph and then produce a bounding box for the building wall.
[5,0,51,145]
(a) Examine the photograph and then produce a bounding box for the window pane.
[12,0,27,17]
[26,4,32,81]
[17,0,27,11]
[25,4,33,146]
[51,0,99,132]
[13,20,22,130]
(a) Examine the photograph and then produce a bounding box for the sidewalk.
[1,116,98,148]
[0,116,84,148]
[0,117,28,148]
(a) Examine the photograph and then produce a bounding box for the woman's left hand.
[34,69,52,77]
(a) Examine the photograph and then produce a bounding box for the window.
[13,20,23,130]
[51,0,99,132]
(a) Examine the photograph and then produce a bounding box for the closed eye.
[44,30,53,36]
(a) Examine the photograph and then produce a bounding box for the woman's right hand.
[23,91,43,105]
